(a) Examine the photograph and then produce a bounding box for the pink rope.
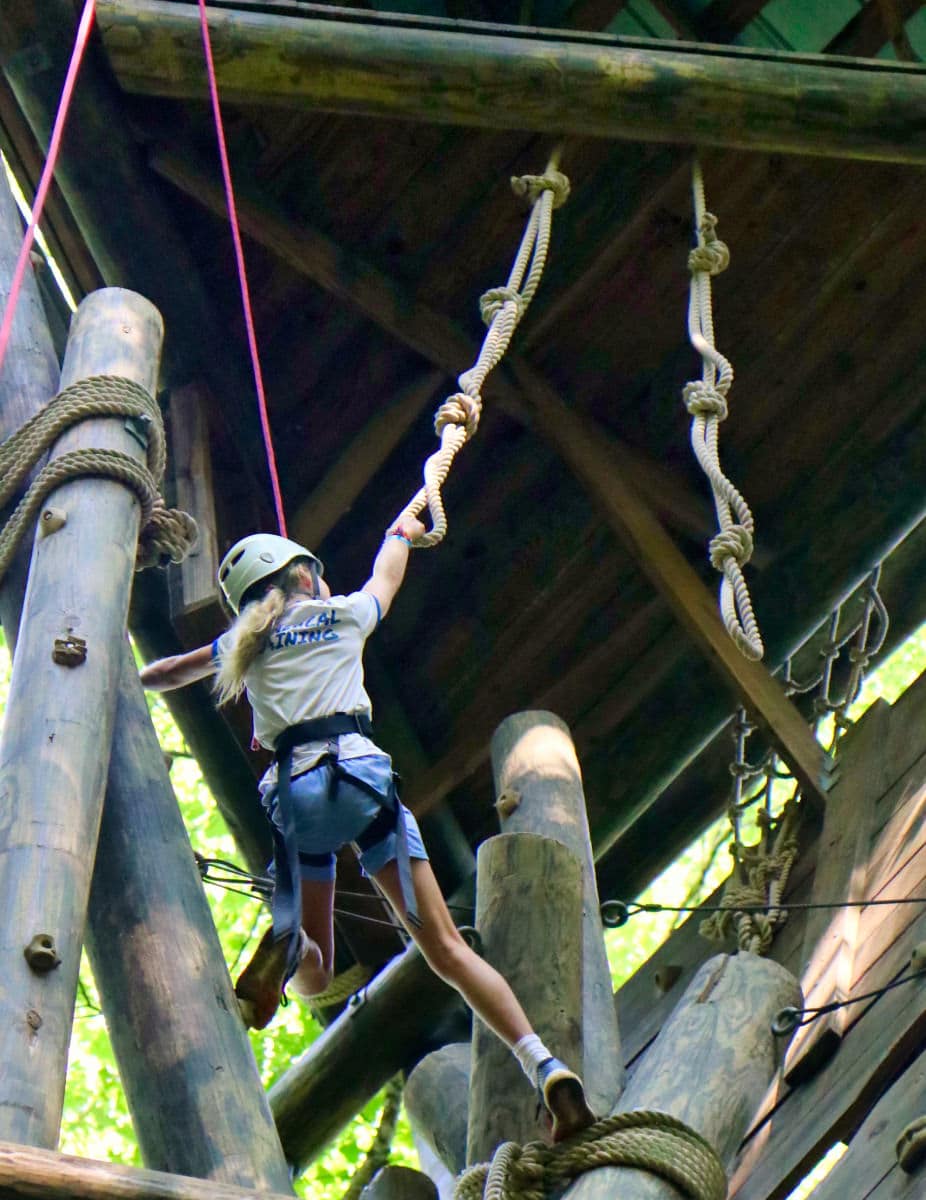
[197,0,288,537]
[0,0,96,378]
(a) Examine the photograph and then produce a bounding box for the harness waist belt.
[274,711,373,760]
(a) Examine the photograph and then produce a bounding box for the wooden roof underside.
[3,0,926,970]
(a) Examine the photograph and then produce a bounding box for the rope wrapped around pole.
[454,1111,727,1200]
[0,374,197,583]
[389,153,570,548]
[683,158,763,661]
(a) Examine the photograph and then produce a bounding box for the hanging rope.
[197,0,287,536]
[0,375,197,582]
[683,158,763,661]
[455,1111,726,1200]
[0,0,95,378]
[389,154,570,548]
[339,1076,405,1200]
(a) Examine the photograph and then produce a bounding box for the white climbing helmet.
[218,534,324,613]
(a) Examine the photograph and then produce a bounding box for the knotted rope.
[309,962,373,1011]
[389,155,570,548]
[683,159,763,661]
[455,1111,726,1200]
[340,1076,404,1200]
[700,797,801,955]
[0,374,197,583]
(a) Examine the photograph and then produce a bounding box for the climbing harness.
[269,710,421,984]
[0,375,197,585]
[389,154,570,549]
[455,1111,726,1200]
[683,158,762,661]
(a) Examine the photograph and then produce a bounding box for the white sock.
[512,1033,553,1087]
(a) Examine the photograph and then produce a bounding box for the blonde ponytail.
[214,561,310,705]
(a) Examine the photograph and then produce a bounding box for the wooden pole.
[86,645,294,1190]
[491,711,623,1116]
[359,1167,439,1200]
[98,0,926,165]
[270,937,475,1171]
[0,1140,295,1200]
[404,1043,470,1177]
[0,156,60,643]
[467,833,584,1163]
[563,953,800,1200]
[0,287,162,1147]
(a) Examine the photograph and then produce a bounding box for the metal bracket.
[124,413,152,451]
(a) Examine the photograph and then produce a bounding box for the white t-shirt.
[213,591,382,791]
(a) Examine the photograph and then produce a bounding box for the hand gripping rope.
[683,159,763,661]
[389,153,570,548]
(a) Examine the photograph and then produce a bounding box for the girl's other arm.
[139,643,217,692]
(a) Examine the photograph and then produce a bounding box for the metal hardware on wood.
[124,412,152,451]
[653,964,682,995]
[39,506,67,536]
[494,789,521,818]
[897,1116,926,1173]
[24,933,61,973]
[52,634,87,666]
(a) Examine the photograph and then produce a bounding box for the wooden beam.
[98,0,926,164]
[875,0,921,61]
[150,149,717,546]
[507,357,835,809]
[784,700,892,1087]
[0,1140,295,1200]
[269,940,473,1171]
[167,383,219,617]
[827,0,924,60]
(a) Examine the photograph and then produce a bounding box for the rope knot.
[435,393,481,439]
[136,499,199,569]
[709,525,753,572]
[510,169,571,209]
[479,286,525,326]
[682,380,728,420]
[688,212,730,276]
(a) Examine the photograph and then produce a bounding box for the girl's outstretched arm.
[139,643,216,692]
[362,517,426,620]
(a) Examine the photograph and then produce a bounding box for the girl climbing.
[140,525,595,1142]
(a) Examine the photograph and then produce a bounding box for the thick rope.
[340,1076,404,1200]
[683,159,763,661]
[700,797,801,955]
[455,1111,726,1200]
[0,374,197,584]
[389,157,570,548]
[309,962,373,1010]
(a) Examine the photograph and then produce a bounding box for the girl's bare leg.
[289,877,336,997]
[372,858,532,1046]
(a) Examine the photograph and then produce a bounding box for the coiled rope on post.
[454,1111,726,1200]
[683,158,763,661]
[389,155,570,548]
[0,374,197,583]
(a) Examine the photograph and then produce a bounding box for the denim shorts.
[264,753,428,882]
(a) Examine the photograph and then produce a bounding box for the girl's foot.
[235,927,307,1029]
[537,1058,596,1143]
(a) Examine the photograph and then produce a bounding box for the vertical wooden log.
[167,382,217,619]
[0,287,162,1146]
[0,164,60,642]
[467,833,584,1163]
[564,954,801,1200]
[86,645,293,1190]
[492,711,623,1115]
[359,1167,438,1200]
[404,1043,470,1176]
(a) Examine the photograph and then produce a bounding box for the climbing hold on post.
[24,933,61,973]
[39,506,66,536]
[494,789,521,819]
[52,633,87,667]
[897,1116,926,1173]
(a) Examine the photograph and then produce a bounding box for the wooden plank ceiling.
[4,0,926,970]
